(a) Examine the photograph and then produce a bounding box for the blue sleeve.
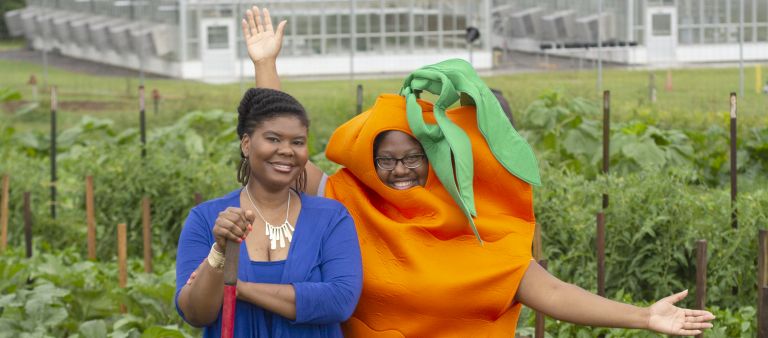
[174,207,214,323]
[291,206,363,325]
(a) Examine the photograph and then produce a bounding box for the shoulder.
[189,189,241,220]
[299,192,348,213]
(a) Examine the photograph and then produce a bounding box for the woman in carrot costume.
[239,7,715,337]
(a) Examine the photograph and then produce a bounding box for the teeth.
[393,181,415,188]
[272,163,292,171]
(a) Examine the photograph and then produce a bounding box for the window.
[207,26,229,49]
[652,14,672,36]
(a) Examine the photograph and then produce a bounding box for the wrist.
[207,243,225,270]
[253,58,277,68]
[640,306,651,330]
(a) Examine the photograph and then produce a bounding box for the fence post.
[758,230,767,338]
[648,73,656,103]
[85,176,96,260]
[533,223,542,262]
[729,93,738,229]
[695,240,707,338]
[50,87,57,219]
[152,89,160,116]
[597,212,606,297]
[23,192,32,258]
[1,174,9,253]
[602,90,610,209]
[356,84,363,115]
[535,259,548,338]
[118,223,127,313]
[139,86,146,158]
[195,192,203,206]
[142,197,152,273]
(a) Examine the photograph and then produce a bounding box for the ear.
[240,135,250,157]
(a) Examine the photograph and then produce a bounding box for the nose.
[277,142,293,157]
[391,160,409,176]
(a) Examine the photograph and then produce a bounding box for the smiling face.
[374,131,428,190]
[242,115,309,191]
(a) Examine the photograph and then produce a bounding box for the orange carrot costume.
[324,59,540,337]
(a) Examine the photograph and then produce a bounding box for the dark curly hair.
[237,88,310,191]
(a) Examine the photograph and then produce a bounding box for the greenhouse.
[6,0,768,80]
[4,0,493,81]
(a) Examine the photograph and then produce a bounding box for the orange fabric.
[324,94,535,337]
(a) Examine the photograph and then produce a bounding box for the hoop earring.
[238,157,251,186]
[293,167,307,192]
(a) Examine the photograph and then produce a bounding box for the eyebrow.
[262,131,306,140]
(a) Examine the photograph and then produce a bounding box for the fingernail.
[237,238,242,243]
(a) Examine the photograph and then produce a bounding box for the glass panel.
[207,26,229,49]
[652,14,672,37]
[371,14,381,33]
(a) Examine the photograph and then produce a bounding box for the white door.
[201,18,236,80]
[645,6,677,63]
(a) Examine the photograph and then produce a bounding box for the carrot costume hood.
[325,59,540,337]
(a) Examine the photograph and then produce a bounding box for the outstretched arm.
[242,6,285,90]
[515,261,715,336]
[242,7,326,194]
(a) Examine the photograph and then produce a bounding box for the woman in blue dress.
[174,88,363,337]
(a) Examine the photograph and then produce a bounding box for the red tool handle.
[220,240,241,338]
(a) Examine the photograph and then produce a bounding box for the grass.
[1,58,767,148]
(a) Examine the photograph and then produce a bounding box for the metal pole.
[758,230,767,338]
[139,86,146,158]
[23,192,32,258]
[597,0,603,95]
[602,90,610,209]
[730,93,738,229]
[50,87,57,219]
[597,213,606,297]
[350,0,355,82]
[695,240,707,338]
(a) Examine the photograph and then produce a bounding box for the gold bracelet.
[207,243,225,270]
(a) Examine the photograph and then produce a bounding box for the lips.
[390,180,418,190]
[269,162,294,173]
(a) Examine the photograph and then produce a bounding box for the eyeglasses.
[375,154,426,171]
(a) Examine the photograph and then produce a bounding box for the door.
[645,6,677,63]
[200,18,236,80]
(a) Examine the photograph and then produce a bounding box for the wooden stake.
[597,212,606,297]
[142,197,152,273]
[85,176,96,260]
[535,259,548,338]
[194,192,203,206]
[118,223,127,313]
[23,192,32,258]
[695,239,707,338]
[1,174,9,253]
[533,222,542,262]
[758,230,767,338]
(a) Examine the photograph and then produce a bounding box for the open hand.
[647,290,715,336]
[242,6,286,64]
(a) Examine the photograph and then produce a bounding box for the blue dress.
[175,189,363,338]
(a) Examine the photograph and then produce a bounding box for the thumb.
[245,209,257,223]
[660,289,688,305]
[276,20,287,40]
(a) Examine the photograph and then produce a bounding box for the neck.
[245,180,291,209]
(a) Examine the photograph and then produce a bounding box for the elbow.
[181,309,218,328]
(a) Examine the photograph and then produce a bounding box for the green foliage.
[0,248,198,337]
[519,91,768,186]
